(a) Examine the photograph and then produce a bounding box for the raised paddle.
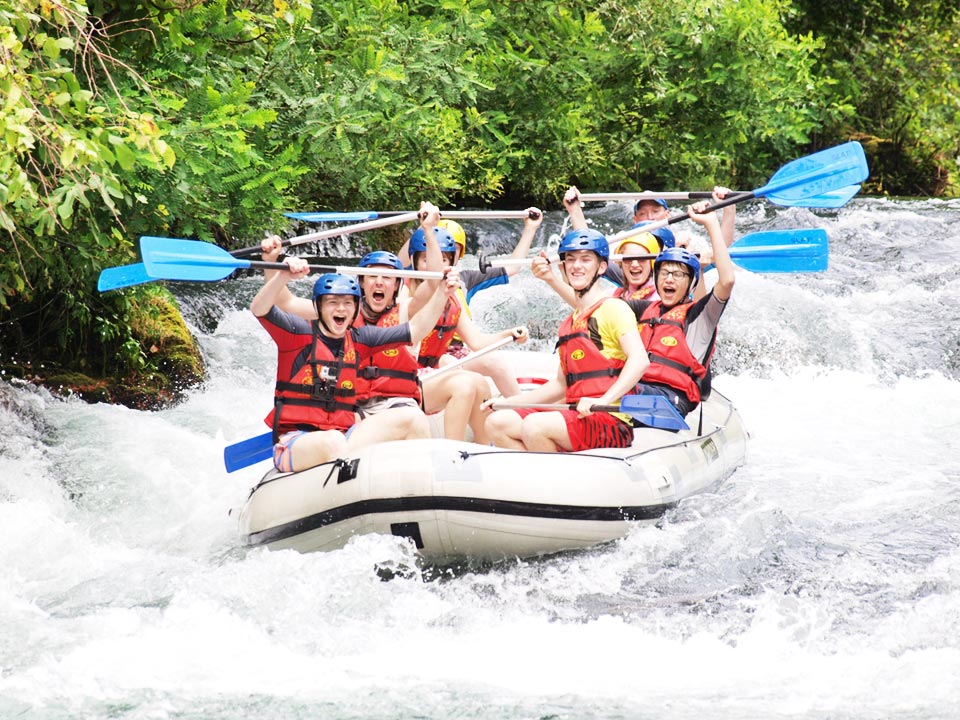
[479,228,829,274]
[604,141,867,246]
[286,209,542,223]
[139,236,445,283]
[579,183,861,210]
[223,335,523,472]
[491,394,690,432]
[98,211,421,292]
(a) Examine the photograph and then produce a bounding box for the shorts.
[273,430,306,472]
[272,426,353,472]
[513,408,633,452]
[356,396,421,417]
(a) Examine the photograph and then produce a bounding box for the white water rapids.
[2,198,959,719]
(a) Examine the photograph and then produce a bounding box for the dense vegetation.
[2,0,958,405]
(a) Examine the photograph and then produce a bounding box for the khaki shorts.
[356,396,421,417]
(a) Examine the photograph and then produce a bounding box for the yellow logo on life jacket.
[301,368,313,384]
[571,349,585,361]
[382,348,399,357]
[340,380,354,390]
[660,337,679,347]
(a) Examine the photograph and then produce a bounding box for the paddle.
[286,209,541,223]
[223,335,523,472]
[492,394,690,432]
[603,141,867,247]
[139,237,445,283]
[98,210,421,292]
[579,183,861,210]
[480,228,829,275]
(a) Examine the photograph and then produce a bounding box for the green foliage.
[2,0,957,402]
[786,0,960,194]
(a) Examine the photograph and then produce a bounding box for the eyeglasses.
[658,269,690,281]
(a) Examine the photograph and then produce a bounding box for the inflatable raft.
[235,352,749,564]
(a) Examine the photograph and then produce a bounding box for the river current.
[2,197,959,719]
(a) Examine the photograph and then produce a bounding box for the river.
[2,197,959,719]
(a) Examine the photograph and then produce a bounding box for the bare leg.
[457,352,521,398]
[288,429,348,471]
[520,411,572,453]
[423,370,487,441]
[485,409,526,450]
[347,407,430,450]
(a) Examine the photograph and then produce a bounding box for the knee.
[486,409,515,437]
[407,410,431,439]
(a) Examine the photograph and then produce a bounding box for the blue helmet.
[654,247,701,287]
[629,223,675,249]
[312,273,361,301]
[359,250,402,270]
[409,227,457,256]
[558,228,609,260]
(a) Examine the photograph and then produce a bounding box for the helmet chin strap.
[562,260,603,298]
[360,296,395,324]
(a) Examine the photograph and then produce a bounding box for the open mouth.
[372,290,386,303]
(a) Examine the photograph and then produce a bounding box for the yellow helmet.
[614,232,661,271]
[437,219,466,257]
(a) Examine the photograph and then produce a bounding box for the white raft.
[236,352,748,564]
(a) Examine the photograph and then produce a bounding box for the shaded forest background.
[1,0,958,404]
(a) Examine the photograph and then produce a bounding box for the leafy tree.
[786,0,960,194]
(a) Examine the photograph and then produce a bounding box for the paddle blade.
[224,432,274,473]
[757,141,869,201]
[767,184,861,209]
[285,211,379,222]
[729,228,829,273]
[98,262,155,292]
[619,395,690,431]
[141,237,251,282]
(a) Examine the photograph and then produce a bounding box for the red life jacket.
[265,323,359,433]
[614,284,657,301]
[418,296,462,369]
[637,301,710,404]
[557,298,625,403]
[353,305,421,402]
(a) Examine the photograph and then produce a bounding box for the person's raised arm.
[407,267,460,345]
[504,208,543,277]
[250,256,310,317]
[688,200,734,302]
[531,251,577,308]
[713,186,737,248]
[563,186,588,230]
[259,235,316,319]
[407,201,443,318]
[451,310,528,352]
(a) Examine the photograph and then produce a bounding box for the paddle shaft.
[480,228,825,271]
[251,260,444,280]
[420,335,516,383]
[232,211,422,256]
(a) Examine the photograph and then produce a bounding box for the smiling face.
[633,200,669,224]
[618,241,653,289]
[561,250,606,292]
[316,294,359,337]
[360,268,400,314]
[654,262,693,307]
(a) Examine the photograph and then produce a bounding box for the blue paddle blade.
[224,431,274,473]
[140,237,252,282]
[728,228,829,273]
[757,141,869,200]
[618,395,690,431]
[768,184,861,209]
[98,262,155,292]
[285,211,379,222]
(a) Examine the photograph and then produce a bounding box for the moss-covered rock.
[1,285,206,410]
